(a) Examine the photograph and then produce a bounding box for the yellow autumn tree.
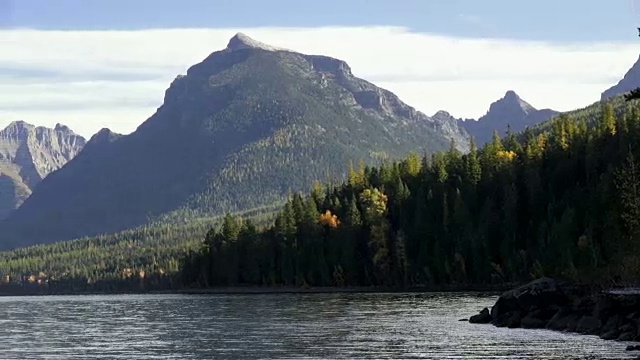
[496,150,517,161]
[360,188,388,217]
[319,210,340,228]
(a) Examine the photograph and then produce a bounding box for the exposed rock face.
[0,121,85,219]
[602,55,640,101]
[469,278,640,343]
[225,32,288,52]
[458,91,558,145]
[0,33,470,248]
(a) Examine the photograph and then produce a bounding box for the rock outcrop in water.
[470,278,640,343]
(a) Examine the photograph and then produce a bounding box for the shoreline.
[469,278,640,346]
[0,283,516,297]
[174,285,511,295]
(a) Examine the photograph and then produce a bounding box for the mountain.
[601,55,640,101]
[0,121,85,220]
[3,90,637,292]
[0,33,470,249]
[458,90,559,145]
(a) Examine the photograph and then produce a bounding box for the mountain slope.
[0,33,469,249]
[601,55,640,101]
[0,121,85,219]
[458,90,558,145]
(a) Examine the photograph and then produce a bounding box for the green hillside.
[2,95,640,292]
[183,99,640,288]
[0,33,468,249]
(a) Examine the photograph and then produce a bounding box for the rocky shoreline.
[469,278,640,351]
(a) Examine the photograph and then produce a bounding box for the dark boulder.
[619,323,636,334]
[469,278,640,345]
[618,332,636,341]
[521,315,547,329]
[469,308,492,324]
[547,308,582,332]
[601,314,623,335]
[593,295,616,321]
[601,329,620,340]
[576,315,602,335]
[507,313,522,328]
[521,308,556,329]
[493,311,521,328]
[627,345,640,351]
[490,277,571,321]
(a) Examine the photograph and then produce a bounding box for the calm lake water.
[0,293,636,359]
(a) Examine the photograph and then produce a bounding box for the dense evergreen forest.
[182,101,640,288]
[0,205,279,294]
[1,98,640,293]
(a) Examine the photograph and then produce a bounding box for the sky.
[2,0,640,138]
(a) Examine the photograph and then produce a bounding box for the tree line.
[1,98,640,293]
[182,101,640,288]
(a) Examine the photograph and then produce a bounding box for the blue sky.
[2,0,639,41]
[1,0,640,137]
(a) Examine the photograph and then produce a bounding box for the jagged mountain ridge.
[0,121,86,219]
[0,33,470,249]
[458,90,559,145]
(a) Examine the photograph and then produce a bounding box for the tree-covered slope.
[3,96,640,293]
[0,202,281,293]
[527,94,629,137]
[183,100,640,288]
[0,33,468,249]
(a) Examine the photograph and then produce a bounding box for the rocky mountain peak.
[82,127,119,151]
[225,32,287,52]
[433,110,453,118]
[458,90,558,145]
[1,121,33,138]
[54,123,74,134]
[503,90,519,101]
[89,127,116,141]
[0,121,86,220]
[7,120,30,128]
[489,90,534,115]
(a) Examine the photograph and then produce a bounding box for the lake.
[0,293,635,359]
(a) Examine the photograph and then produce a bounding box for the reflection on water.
[0,292,635,359]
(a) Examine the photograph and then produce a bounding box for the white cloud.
[0,26,638,138]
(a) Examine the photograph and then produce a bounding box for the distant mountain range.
[3,33,640,250]
[0,33,470,248]
[0,122,85,220]
[457,91,559,145]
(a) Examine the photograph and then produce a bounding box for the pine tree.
[601,103,617,136]
[615,149,640,249]
[465,138,481,186]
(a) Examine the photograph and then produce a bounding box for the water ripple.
[0,293,634,359]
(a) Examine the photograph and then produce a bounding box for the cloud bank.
[0,26,638,138]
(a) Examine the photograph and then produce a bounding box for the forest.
[0,205,279,294]
[182,101,640,288]
[1,99,640,293]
